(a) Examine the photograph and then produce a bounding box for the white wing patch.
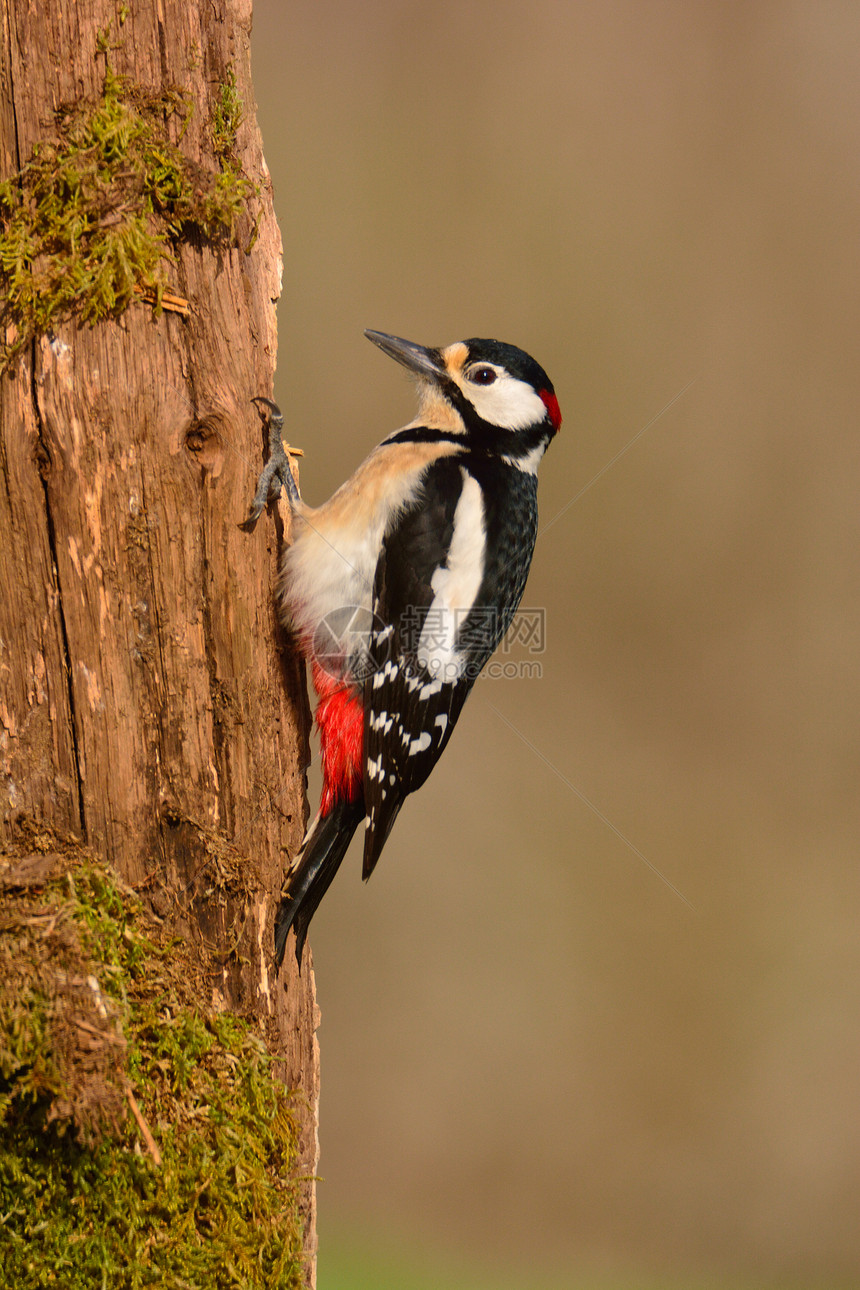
[417,469,486,680]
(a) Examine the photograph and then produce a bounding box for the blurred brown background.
[251,3,859,1287]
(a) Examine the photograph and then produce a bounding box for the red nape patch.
[312,662,364,812]
[540,389,562,433]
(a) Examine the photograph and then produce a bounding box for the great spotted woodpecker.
[244,331,561,970]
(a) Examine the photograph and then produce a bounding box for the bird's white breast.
[281,437,463,656]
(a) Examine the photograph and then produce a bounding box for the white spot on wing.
[408,732,432,755]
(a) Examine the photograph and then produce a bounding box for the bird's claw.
[239,397,303,531]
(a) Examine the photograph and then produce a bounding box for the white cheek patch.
[465,373,548,431]
[417,469,485,679]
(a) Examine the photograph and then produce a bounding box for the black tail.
[274,798,364,971]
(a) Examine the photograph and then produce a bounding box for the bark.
[0,0,318,1281]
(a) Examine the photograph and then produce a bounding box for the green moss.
[212,67,245,162]
[0,829,305,1289]
[0,59,258,369]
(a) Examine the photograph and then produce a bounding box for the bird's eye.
[469,366,497,386]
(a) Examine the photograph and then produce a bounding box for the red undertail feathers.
[311,661,364,812]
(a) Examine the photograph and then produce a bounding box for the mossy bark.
[0,1,318,1283]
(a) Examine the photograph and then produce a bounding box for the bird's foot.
[239,397,304,531]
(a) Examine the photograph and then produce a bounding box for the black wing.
[362,456,464,876]
[361,455,538,879]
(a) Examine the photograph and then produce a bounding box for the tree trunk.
[0,0,318,1281]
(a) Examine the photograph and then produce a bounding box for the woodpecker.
[244,330,561,970]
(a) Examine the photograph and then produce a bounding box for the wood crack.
[29,367,88,840]
[4,0,23,173]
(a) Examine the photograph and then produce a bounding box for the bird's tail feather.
[274,797,364,971]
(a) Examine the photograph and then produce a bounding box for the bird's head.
[365,330,561,460]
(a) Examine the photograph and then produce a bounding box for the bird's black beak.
[364,330,445,383]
